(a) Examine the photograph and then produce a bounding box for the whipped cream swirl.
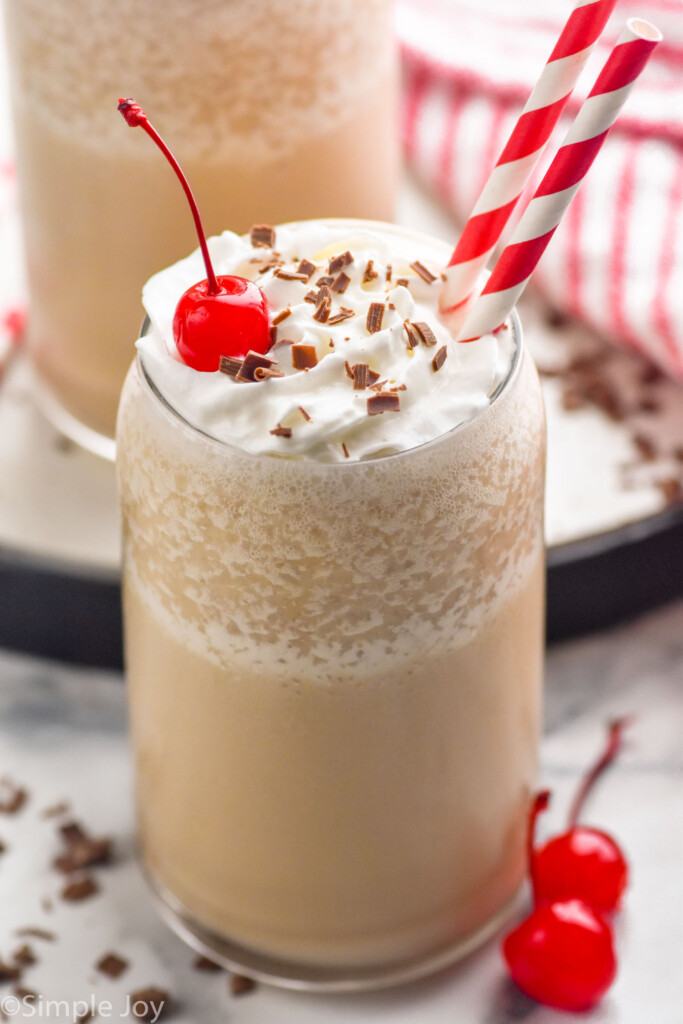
[138,221,515,461]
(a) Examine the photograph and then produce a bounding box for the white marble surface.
[0,602,681,1023]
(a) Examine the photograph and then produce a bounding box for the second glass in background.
[3,0,397,451]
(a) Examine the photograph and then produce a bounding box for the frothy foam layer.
[4,0,393,158]
[139,222,515,462]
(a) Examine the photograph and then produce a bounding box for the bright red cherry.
[503,899,617,1012]
[534,718,630,914]
[502,790,618,1011]
[118,98,270,371]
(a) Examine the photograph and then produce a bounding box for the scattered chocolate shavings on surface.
[12,944,36,968]
[386,264,392,283]
[253,365,284,381]
[344,361,354,380]
[236,351,280,383]
[0,959,21,982]
[269,424,292,438]
[368,378,388,392]
[328,308,355,325]
[296,259,316,280]
[659,478,682,506]
[250,224,276,248]
[396,277,409,288]
[218,355,243,378]
[410,260,437,283]
[413,321,438,347]
[633,434,657,461]
[53,821,112,873]
[193,955,223,973]
[328,251,353,274]
[14,928,56,943]
[13,986,38,1001]
[96,952,129,979]
[331,272,351,294]
[366,369,381,386]
[366,303,385,334]
[313,291,332,323]
[432,345,448,372]
[61,874,99,903]
[0,778,27,814]
[292,345,318,370]
[304,290,318,303]
[367,393,400,416]
[362,260,378,283]
[271,308,292,327]
[230,974,257,997]
[315,275,334,287]
[298,406,312,422]
[341,443,350,459]
[128,987,172,1021]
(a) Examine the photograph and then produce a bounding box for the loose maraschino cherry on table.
[117,98,271,371]
[534,717,630,914]
[503,792,618,1013]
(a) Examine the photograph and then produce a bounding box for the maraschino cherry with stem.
[534,717,630,914]
[118,98,271,371]
[503,791,618,1012]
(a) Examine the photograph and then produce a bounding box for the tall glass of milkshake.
[2,0,396,453]
[117,218,545,989]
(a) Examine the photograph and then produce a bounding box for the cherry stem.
[568,717,631,829]
[528,789,551,906]
[117,98,219,295]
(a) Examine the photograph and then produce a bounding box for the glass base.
[145,868,521,993]
[29,368,116,462]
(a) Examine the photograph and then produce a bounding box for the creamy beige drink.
[117,221,545,987]
[3,0,396,447]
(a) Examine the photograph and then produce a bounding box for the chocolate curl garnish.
[117,97,219,295]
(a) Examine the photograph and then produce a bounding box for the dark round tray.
[0,505,682,669]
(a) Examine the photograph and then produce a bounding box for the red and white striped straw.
[454,18,662,344]
[440,0,618,315]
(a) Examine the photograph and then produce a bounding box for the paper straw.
[455,18,661,344]
[440,0,619,315]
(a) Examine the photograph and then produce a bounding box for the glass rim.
[134,216,524,467]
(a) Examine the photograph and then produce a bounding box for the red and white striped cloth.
[399,0,683,381]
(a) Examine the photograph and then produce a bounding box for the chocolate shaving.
[61,875,99,902]
[253,365,284,381]
[96,953,129,979]
[269,424,292,438]
[362,260,378,283]
[0,959,21,982]
[328,251,353,274]
[315,275,334,287]
[633,433,657,461]
[128,988,172,1022]
[366,303,385,334]
[274,268,309,282]
[54,821,113,874]
[368,378,387,392]
[341,443,350,459]
[313,297,331,323]
[296,259,317,280]
[14,987,38,1001]
[272,308,292,327]
[367,369,381,386]
[236,351,280,383]
[344,361,354,380]
[230,974,257,997]
[194,955,223,973]
[413,321,438,347]
[396,278,409,288]
[404,321,420,349]
[298,406,312,422]
[389,384,407,392]
[292,345,318,370]
[352,363,370,390]
[386,264,392,283]
[328,307,355,325]
[432,345,448,372]
[250,224,276,248]
[409,260,437,284]
[304,290,318,303]
[14,928,56,943]
[367,393,400,416]
[219,355,243,378]
[331,272,351,294]
[41,801,70,819]
[0,779,27,815]
[13,945,36,968]
[659,478,682,506]
[76,1011,96,1024]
